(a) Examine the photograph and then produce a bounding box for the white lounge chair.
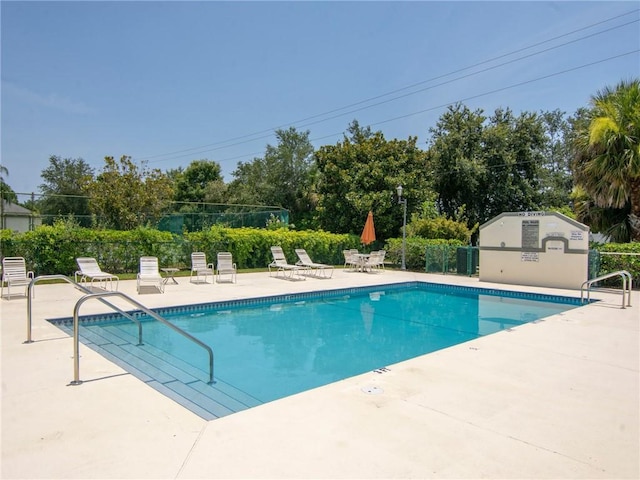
[295,249,334,278]
[269,246,305,280]
[216,252,237,283]
[137,256,165,293]
[1,257,34,299]
[190,252,214,284]
[75,257,119,290]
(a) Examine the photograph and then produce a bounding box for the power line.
[291,21,639,131]
[155,49,640,170]
[368,50,640,129]
[135,9,638,165]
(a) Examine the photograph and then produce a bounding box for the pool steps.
[59,322,261,420]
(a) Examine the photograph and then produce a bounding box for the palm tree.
[0,165,18,204]
[573,79,640,241]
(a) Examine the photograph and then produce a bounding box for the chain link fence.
[3,192,288,233]
[425,245,479,275]
[425,246,605,280]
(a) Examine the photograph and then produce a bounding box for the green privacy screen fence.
[425,245,601,279]
[156,208,289,234]
[425,246,479,276]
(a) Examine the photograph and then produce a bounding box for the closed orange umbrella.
[360,211,376,245]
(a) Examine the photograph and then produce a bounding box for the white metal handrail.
[69,291,214,385]
[580,270,632,309]
[26,275,142,345]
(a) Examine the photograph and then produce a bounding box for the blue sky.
[2,1,639,198]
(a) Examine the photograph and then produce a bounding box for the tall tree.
[428,104,548,230]
[88,156,174,230]
[172,159,225,207]
[38,155,94,225]
[0,165,18,203]
[538,109,574,209]
[315,123,431,240]
[228,127,316,226]
[427,104,486,227]
[573,79,640,241]
[481,108,545,220]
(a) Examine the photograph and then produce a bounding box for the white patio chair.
[363,251,384,273]
[1,257,34,299]
[295,249,334,278]
[137,256,165,293]
[216,252,237,283]
[343,249,359,271]
[269,246,305,280]
[76,257,119,290]
[190,252,214,284]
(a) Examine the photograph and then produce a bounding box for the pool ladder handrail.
[70,291,214,386]
[26,275,143,345]
[580,270,632,309]
[25,275,214,385]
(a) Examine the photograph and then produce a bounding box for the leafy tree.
[481,108,545,220]
[571,185,630,242]
[406,191,476,242]
[427,104,487,227]
[38,155,94,224]
[172,159,225,207]
[428,104,548,230]
[572,79,640,241]
[0,180,17,204]
[315,123,432,241]
[345,119,373,143]
[538,109,574,209]
[0,165,18,203]
[228,127,316,226]
[88,155,174,230]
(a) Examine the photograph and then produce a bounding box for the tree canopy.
[315,123,432,241]
[88,156,174,230]
[573,78,640,241]
[172,159,226,208]
[38,155,94,223]
[428,105,552,230]
[228,127,316,226]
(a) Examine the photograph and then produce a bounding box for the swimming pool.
[50,282,584,420]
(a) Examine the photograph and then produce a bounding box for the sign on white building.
[479,211,589,289]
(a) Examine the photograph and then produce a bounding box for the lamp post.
[396,185,407,270]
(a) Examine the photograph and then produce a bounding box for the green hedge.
[595,242,640,285]
[0,224,360,275]
[0,224,177,275]
[184,226,359,269]
[2,222,638,282]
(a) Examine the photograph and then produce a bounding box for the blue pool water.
[51,282,583,419]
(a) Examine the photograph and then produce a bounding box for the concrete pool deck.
[1,269,638,479]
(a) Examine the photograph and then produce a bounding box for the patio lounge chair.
[295,249,334,278]
[190,252,214,284]
[216,252,237,283]
[1,257,34,299]
[137,256,165,293]
[269,246,305,280]
[75,257,119,290]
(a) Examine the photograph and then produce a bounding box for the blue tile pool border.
[47,281,592,326]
